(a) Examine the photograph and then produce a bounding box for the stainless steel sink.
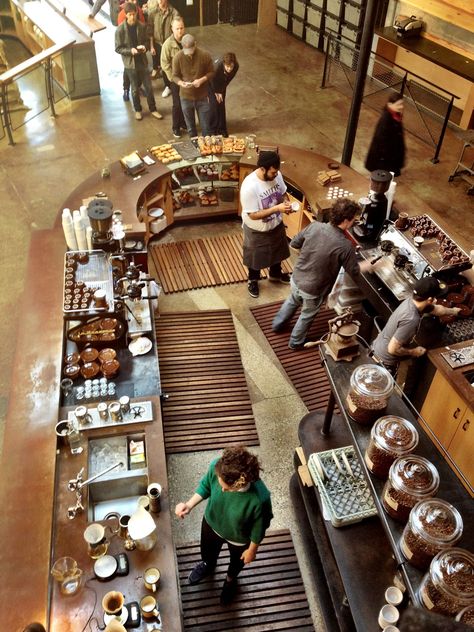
[87,470,148,521]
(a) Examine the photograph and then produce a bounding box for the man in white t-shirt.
[240,151,293,298]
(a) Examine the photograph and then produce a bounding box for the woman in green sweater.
[175,446,273,605]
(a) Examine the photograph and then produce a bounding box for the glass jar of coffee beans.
[419,548,474,617]
[346,364,394,425]
[365,415,419,479]
[400,498,463,570]
[382,455,440,522]
[456,604,474,626]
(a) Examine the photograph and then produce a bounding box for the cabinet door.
[419,370,466,448]
[447,408,474,492]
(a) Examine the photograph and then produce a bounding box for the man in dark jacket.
[365,93,405,177]
[115,2,163,121]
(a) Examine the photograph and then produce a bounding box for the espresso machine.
[87,198,115,252]
[352,170,392,242]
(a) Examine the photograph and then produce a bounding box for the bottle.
[382,455,440,522]
[419,548,474,617]
[400,498,463,570]
[365,416,418,479]
[346,364,394,425]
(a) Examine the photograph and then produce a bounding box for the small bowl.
[64,351,80,365]
[101,318,118,331]
[81,361,100,379]
[99,348,117,364]
[80,347,99,363]
[64,364,81,379]
[101,359,120,378]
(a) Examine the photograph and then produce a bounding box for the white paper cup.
[291,201,300,212]
[382,627,400,632]
[378,604,399,629]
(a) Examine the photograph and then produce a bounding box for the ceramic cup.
[140,595,159,619]
[385,586,403,606]
[144,566,161,592]
[378,604,399,629]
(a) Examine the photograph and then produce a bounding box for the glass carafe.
[51,557,83,596]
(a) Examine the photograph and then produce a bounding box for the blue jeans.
[126,66,156,113]
[272,278,324,347]
[180,97,212,137]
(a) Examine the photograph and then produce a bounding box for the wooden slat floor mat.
[148,233,293,293]
[155,309,259,453]
[177,530,314,631]
[250,301,337,412]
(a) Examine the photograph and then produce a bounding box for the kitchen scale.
[440,345,474,369]
[103,602,141,629]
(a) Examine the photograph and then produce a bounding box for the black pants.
[248,263,282,282]
[200,518,247,580]
[170,81,186,132]
[209,90,228,136]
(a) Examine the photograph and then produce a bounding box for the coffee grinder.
[324,309,361,361]
[352,170,392,242]
[87,198,115,252]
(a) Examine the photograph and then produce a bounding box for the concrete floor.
[1,16,473,630]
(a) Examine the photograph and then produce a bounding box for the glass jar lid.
[350,364,394,398]
[372,415,419,454]
[430,548,474,600]
[409,498,463,546]
[389,455,440,497]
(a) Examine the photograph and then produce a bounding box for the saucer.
[104,605,128,626]
[129,336,152,356]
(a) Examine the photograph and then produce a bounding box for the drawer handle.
[453,407,461,419]
[462,419,470,432]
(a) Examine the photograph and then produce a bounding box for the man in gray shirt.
[371,276,460,371]
[272,199,373,350]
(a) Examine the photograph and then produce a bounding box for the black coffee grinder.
[352,170,392,242]
[87,198,115,252]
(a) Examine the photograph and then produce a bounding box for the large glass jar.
[382,455,440,522]
[365,415,419,479]
[456,604,474,625]
[400,499,463,570]
[419,548,474,617]
[346,364,394,425]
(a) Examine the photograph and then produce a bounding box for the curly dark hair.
[214,446,262,487]
[329,198,359,226]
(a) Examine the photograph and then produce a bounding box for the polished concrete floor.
[1,17,473,629]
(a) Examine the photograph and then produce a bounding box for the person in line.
[172,33,215,137]
[240,150,293,299]
[272,199,374,350]
[208,52,239,136]
[371,276,460,373]
[365,93,405,177]
[148,0,179,97]
[117,0,146,102]
[89,0,120,26]
[160,17,187,138]
[115,3,163,121]
[175,446,273,606]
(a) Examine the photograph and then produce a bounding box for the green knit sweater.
[196,459,273,545]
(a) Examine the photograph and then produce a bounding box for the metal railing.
[321,33,458,163]
[0,39,75,145]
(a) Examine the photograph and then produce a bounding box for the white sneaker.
[135,111,143,120]
[151,111,163,120]
[161,86,171,98]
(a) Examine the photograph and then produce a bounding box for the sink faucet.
[67,461,124,520]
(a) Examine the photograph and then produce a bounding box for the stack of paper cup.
[73,210,88,250]
[62,208,78,250]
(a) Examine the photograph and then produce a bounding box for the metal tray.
[64,250,114,316]
[308,446,377,527]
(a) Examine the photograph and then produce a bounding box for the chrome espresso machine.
[361,214,472,300]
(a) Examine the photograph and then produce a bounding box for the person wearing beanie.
[371,276,460,373]
[115,2,163,121]
[239,150,293,298]
[171,33,215,136]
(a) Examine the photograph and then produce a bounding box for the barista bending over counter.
[371,277,460,373]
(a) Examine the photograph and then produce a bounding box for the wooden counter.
[0,225,182,630]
